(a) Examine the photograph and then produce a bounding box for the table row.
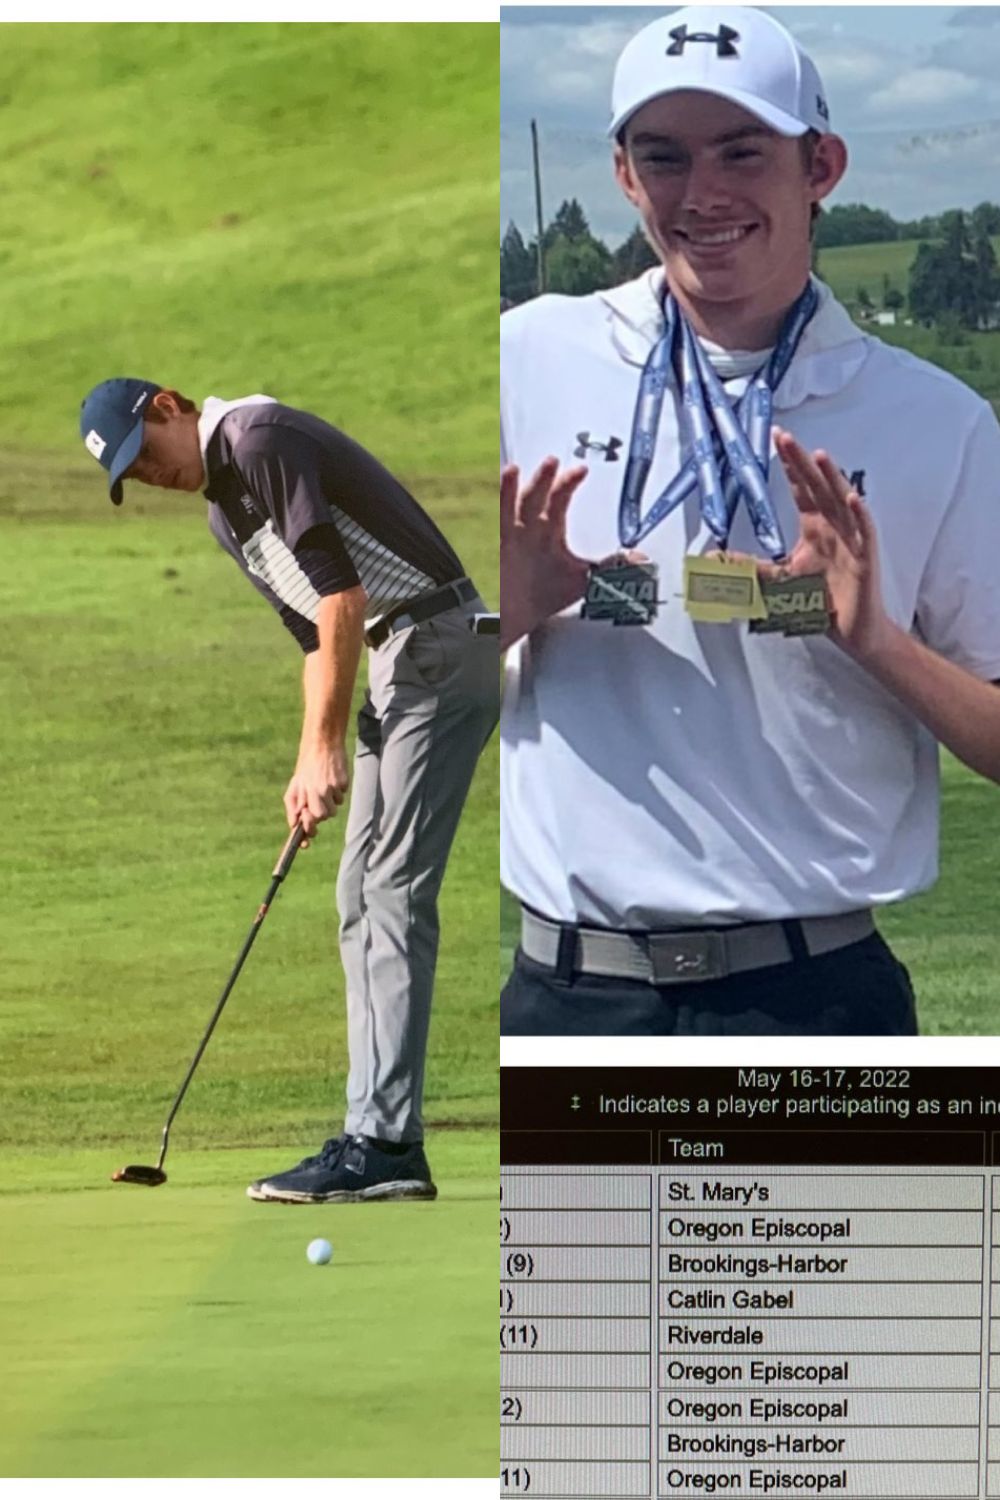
[502,1388,989,1424]
[504,1280,990,1316]
[502,1246,999,1280]
[503,1209,1000,1246]
[502,1422,989,1461]
[501,1351,1000,1389]
[501,1315,995,1352]
[502,1175,988,1211]
[501,1458,1000,1496]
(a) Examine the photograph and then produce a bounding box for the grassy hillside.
[0,23,497,475]
[818,236,1000,410]
[815,237,921,304]
[0,22,498,1480]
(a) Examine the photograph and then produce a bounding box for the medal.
[581,554,659,626]
[603,282,821,631]
[683,554,767,624]
[748,573,830,637]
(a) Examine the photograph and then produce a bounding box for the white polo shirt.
[500,271,1000,928]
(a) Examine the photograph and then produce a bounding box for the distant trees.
[815,200,1000,251]
[501,199,1000,333]
[500,199,612,302]
[815,203,900,249]
[500,223,536,307]
[909,243,946,325]
[907,210,1000,330]
[610,224,659,283]
[972,201,1000,239]
[543,199,613,295]
[544,198,589,245]
[972,226,1000,324]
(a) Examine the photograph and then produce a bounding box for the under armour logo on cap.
[666,24,740,58]
[608,9,831,141]
[84,429,107,460]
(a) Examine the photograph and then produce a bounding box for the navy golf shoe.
[246,1133,437,1203]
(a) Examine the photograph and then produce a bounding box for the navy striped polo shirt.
[200,396,466,653]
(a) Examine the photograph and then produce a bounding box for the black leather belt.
[364,578,479,649]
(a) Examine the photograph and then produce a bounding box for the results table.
[501,1067,1000,1499]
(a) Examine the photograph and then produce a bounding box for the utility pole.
[531,118,546,296]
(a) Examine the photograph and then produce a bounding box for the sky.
[500,5,1000,247]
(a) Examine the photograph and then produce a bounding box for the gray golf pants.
[337,599,499,1143]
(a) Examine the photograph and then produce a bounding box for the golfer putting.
[82,380,499,1198]
[500,5,1000,1036]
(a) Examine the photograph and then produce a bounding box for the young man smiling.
[500,6,1000,1036]
[80,380,499,1196]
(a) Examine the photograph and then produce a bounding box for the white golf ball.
[307,1238,333,1266]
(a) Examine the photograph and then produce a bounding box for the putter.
[112,822,307,1187]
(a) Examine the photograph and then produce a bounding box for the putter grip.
[273,823,307,880]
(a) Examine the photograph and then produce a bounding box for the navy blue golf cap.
[80,378,162,505]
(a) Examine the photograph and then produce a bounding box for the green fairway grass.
[501,755,1000,1034]
[0,1133,496,1478]
[0,21,498,1480]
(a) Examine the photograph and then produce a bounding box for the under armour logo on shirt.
[575,432,623,461]
[666,24,740,57]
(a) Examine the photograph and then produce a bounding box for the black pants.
[500,932,918,1036]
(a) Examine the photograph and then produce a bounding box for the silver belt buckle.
[647,931,727,984]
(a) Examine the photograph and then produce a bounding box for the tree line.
[501,199,1000,333]
[815,199,1000,249]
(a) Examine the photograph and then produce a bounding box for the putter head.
[111,1164,167,1187]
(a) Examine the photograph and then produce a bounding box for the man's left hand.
[768,426,892,661]
[284,745,350,845]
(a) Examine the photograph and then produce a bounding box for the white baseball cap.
[609,6,831,140]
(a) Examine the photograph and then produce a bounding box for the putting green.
[0,1132,497,1477]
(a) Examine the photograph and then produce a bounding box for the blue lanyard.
[618,282,818,561]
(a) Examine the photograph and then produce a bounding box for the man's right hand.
[500,458,591,650]
[283,744,350,846]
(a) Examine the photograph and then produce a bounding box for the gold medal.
[683,555,768,624]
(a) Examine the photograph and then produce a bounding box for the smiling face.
[614,91,846,346]
[125,391,205,493]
